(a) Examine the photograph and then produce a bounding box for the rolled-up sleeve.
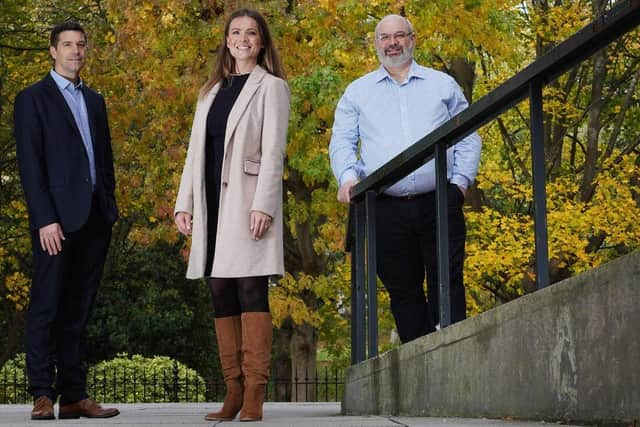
[447,80,482,190]
[329,87,361,186]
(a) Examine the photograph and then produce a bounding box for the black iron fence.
[0,363,344,403]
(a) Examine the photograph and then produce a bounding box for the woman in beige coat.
[174,9,289,422]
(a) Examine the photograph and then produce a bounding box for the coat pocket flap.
[243,159,261,176]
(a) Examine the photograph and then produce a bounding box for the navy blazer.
[14,73,118,232]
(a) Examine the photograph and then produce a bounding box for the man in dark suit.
[14,21,119,420]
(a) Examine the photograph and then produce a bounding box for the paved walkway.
[0,403,583,426]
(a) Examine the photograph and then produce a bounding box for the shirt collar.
[374,60,426,85]
[50,69,83,91]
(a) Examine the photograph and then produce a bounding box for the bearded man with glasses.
[329,14,481,343]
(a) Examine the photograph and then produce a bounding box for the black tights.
[207,276,269,318]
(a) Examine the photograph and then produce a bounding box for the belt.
[378,191,431,201]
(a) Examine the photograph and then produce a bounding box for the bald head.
[375,15,414,39]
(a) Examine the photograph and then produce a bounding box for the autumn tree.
[3,0,639,404]
[465,0,640,309]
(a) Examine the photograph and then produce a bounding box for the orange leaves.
[162,86,178,99]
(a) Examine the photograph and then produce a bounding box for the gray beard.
[377,45,413,69]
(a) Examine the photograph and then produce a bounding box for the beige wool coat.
[175,65,290,279]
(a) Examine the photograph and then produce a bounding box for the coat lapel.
[191,83,220,173]
[223,65,265,153]
[81,86,99,150]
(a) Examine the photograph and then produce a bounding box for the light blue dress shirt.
[329,61,481,197]
[50,69,96,189]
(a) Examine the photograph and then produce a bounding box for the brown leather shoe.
[58,398,119,419]
[31,396,54,420]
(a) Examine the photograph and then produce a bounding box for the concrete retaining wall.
[343,251,640,424]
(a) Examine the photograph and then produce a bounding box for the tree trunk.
[0,309,24,368]
[580,51,605,203]
[448,57,481,211]
[279,169,325,401]
[580,0,607,203]
[290,321,318,401]
[271,319,292,401]
[448,57,475,103]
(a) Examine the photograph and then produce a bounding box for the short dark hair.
[50,21,86,47]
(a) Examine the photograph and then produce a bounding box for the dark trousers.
[25,199,112,404]
[375,183,467,343]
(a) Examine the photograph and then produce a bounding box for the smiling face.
[50,30,87,81]
[374,15,414,70]
[226,16,263,72]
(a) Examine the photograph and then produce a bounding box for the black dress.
[205,73,250,276]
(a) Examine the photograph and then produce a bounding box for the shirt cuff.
[449,174,470,191]
[339,169,359,187]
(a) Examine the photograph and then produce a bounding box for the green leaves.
[89,353,206,403]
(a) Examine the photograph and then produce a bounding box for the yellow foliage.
[5,272,30,312]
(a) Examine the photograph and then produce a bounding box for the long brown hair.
[200,9,286,98]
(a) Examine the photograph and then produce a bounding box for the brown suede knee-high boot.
[239,312,272,422]
[205,316,243,421]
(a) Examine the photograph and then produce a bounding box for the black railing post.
[103,367,107,403]
[24,366,28,403]
[162,368,168,401]
[123,367,127,402]
[194,373,199,402]
[305,367,309,402]
[172,361,179,402]
[93,368,97,401]
[352,200,366,363]
[435,142,451,328]
[2,365,6,402]
[185,370,190,402]
[350,247,358,364]
[529,78,550,289]
[152,369,157,401]
[324,367,329,401]
[142,368,147,402]
[12,365,16,403]
[365,190,378,358]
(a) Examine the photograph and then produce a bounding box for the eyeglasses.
[376,31,413,43]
